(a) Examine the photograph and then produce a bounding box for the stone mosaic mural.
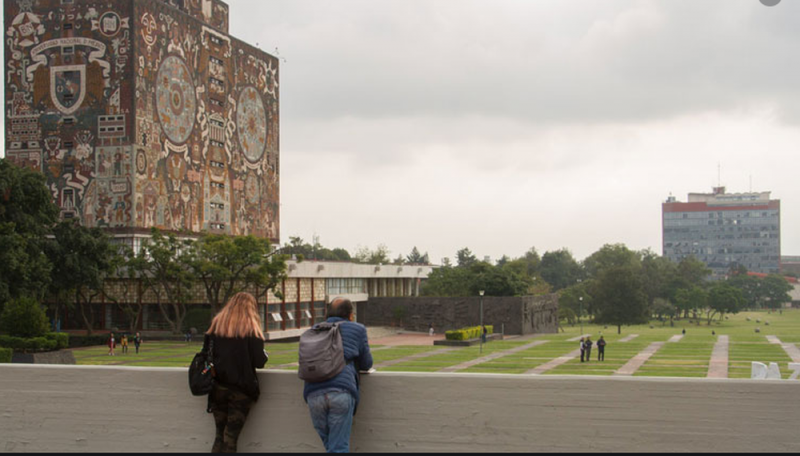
[5,0,280,242]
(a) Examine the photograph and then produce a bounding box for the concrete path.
[567,334,590,342]
[707,335,729,379]
[614,342,665,376]
[619,334,639,343]
[375,347,460,369]
[767,336,800,363]
[371,333,447,346]
[439,340,549,373]
[668,335,684,343]
[526,348,582,375]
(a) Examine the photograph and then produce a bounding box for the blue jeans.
[308,390,356,453]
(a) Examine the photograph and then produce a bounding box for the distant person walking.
[682,328,686,336]
[121,334,129,354]
[204,292,269,453]
[482,326,488,344]
[584,337,593,362]
[580,337,586,362]
[429,323,435,337]
[107,332,116,356]
[597,336,606,362]
[134,333,142,354]
[302,298,373,453]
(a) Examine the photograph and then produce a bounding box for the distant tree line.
[422,243,794,334]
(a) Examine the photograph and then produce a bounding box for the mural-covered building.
[4,0,280,249]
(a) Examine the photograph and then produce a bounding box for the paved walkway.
[767,336,800,363]
[707,335,729,379]
[619,334,639,343]
[375,347,460,369]
[526,348,581,375]
[668,335,684,343]
[614,342,665,376]
[440,340,549,373]
[567,334,590,342]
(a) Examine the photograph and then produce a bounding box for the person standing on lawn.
[579,337,586,362]
[597,336,606,362]
[584,336,593,362]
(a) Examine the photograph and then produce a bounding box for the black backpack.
[298,322,346,383]
[189,335,215,396]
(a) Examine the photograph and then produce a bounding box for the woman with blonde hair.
[203,292,268,453]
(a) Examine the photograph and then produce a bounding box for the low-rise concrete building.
[56,260,434,340]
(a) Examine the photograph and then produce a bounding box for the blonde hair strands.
[207,292,265,340]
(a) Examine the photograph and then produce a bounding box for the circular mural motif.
[156,55,196,144]
[236,87,268,163]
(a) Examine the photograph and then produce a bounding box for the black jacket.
[203,334,268,401]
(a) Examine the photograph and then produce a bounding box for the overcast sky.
[4,0,799,264]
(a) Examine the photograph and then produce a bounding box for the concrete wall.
[359,296,558,335]
[2,366,800,453]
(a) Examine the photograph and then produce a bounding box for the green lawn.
[72,310,800,379]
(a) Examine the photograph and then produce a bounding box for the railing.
[2,366,799,452]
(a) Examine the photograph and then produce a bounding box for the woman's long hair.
[206,292,265,340]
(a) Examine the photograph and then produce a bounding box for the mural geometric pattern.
[156,55,197,144]
[237,86,268,163]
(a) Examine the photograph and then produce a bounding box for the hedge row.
[445,326,494,341]
[0,332,69,352]
[0,348,12,363]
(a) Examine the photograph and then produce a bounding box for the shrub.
[445,326,494,341]
[45,332,70,349]
[0,297,50,338]
[0,335,57,352]
[0,348,11,363]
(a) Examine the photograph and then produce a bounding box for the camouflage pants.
[210,385,254,453]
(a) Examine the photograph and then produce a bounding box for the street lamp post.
[579,296,584,336]
[479,290,485,354]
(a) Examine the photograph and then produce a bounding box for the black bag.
[189,335,215,396]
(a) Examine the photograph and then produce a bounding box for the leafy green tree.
[354,244,391,265]
[706,283,745,325]
[760,275,793,310]
[593,263,649,334]
[728,273,761,309]
[392,254,406,266]
[422,266,473,297]
[187,233,288,314]
[650,298,677,326]
[641,251,677,306]
[456,248,477,268]
[0,296,49,338]
[674,286,707,321]
[46,221,120,335]
[406,247,430,265]
[128,229,196,334]
[558,284,592,321]
[540,249,582,291]
[583,244,641,279]
[0,159,59,312]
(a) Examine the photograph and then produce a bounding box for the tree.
[354,244,390,265]
[728,273,761,310]
[406,247,430,265]
[456,248,477,268]
[650,298,677,326]
[392,254,406,266]
[706,283,745,325]
[128,230,196,334]
[674,286,707,321]
[47,221,120,335]
[187,234,288,315]
[0,159,59,312]
[540,249,582,291]
[422,266,473,297]
[641,251,677,306]
[558,284,591,321]
[759,275,793,311]
[583,244,641,279]
[593,263,649,334]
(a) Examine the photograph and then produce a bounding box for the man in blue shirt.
[304,298,373,453]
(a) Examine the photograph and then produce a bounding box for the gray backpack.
[298,322,347,383]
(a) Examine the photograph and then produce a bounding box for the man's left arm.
[357,327,373,371]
